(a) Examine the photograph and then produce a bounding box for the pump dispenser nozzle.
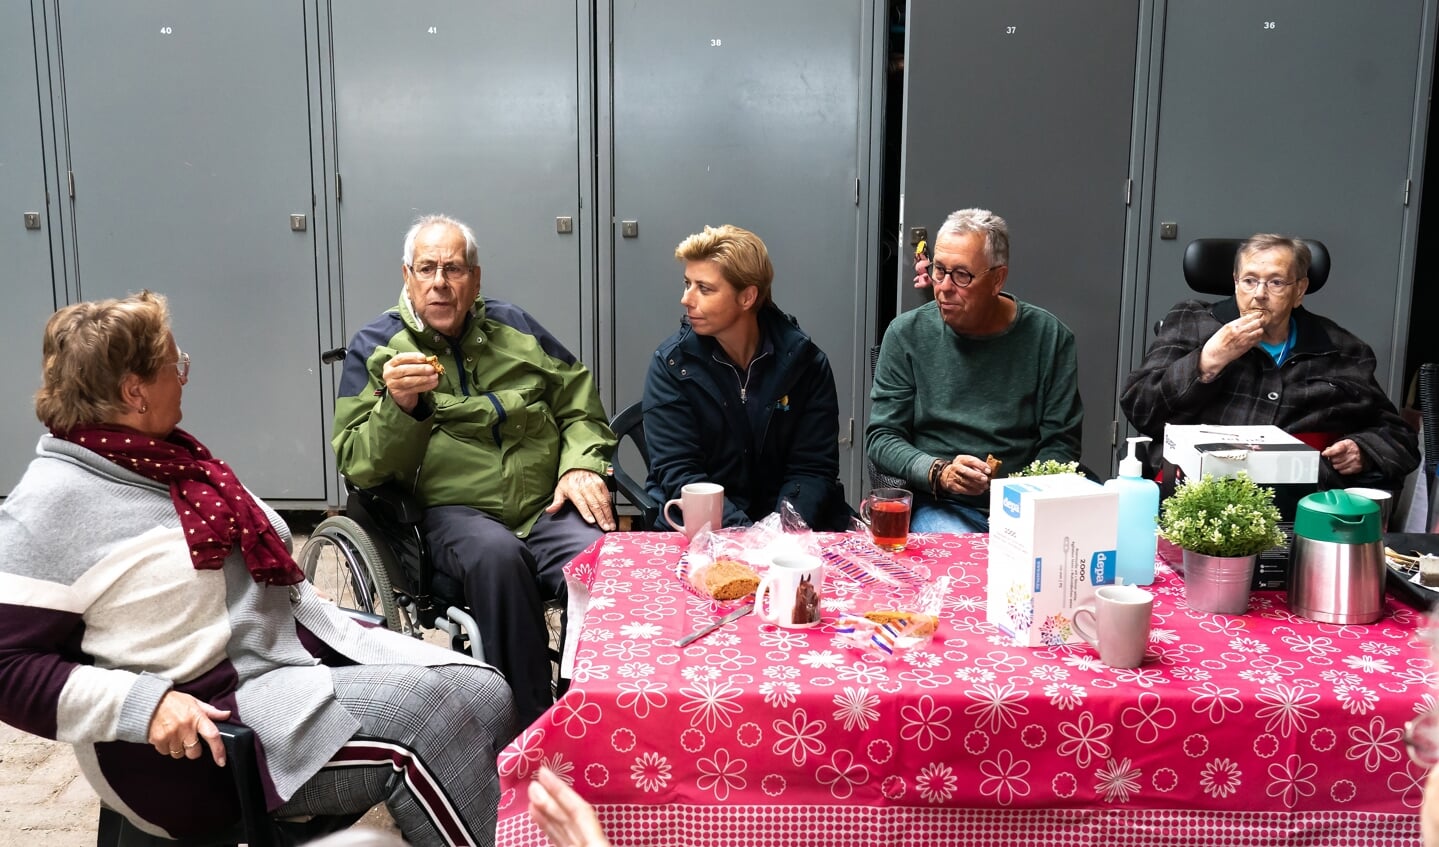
[1119,436,1151,478]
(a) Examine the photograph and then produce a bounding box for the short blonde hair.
[35,291,173,432]
[674,225,774,308]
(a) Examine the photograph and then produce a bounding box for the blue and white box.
[987,475,1119,647]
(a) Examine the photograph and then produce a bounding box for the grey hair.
[1236,233,1311,281]
[937,208,1010,267]
[402,214,480,267]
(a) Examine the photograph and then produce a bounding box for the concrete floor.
[0,516,403,845]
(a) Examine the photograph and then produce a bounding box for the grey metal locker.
[603,0,883,500]
[898,0,1142,475]
[327,1,592,359]
[0,3,59,496]
[52,1,328,501]
[1135,0,1430,396]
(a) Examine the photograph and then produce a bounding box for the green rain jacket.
[333,293,614,535]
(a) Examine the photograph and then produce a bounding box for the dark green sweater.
[865,296,1084,511]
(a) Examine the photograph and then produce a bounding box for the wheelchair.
[297,349,565,680]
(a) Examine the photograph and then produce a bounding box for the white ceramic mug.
[664,482,725,540]
[754,553,825,628]
[1072,585,1154,669]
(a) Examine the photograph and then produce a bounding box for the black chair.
[1181,237,1330,295]
[608,401,659,530]
[96,723,361,847]
[1420,362,1439,527]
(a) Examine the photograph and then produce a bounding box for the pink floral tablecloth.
[495,532,1432,846]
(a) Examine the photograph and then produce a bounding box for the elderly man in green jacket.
[333,214,616,727]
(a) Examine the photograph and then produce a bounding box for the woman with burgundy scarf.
[0,291,515,846]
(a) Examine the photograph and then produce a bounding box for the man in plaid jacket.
[1121,233,1418,492]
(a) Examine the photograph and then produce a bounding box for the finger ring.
[184,739,200,749]
[169,748,183,756]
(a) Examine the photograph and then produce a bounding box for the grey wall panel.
[329,1,586,356]
[900,0,1141,474]
[1139,0,1426,395]
[0,3,58,495]
[54,1,326,499]
[608,0,874,500]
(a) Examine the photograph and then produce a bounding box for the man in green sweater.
[866,208,1083,532]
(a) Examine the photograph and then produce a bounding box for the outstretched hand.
[528,766,612,847]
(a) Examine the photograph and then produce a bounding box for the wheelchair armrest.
[351,482,426,526]
[215,722,275,847]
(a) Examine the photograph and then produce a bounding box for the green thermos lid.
[1292,490,1381,544]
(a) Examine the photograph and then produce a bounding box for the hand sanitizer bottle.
[1105,436,1159,586]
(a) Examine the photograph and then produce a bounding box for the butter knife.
[676,603,754,647]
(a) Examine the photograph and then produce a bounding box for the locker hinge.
[854,178,861,206]
[336,172,343,203]
[67,171,75,199]
[1111,419,1119,446]
[1124,178,1132,206]
[1404,178,1412,206]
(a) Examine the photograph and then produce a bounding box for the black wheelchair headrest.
[1182,238,1329,296]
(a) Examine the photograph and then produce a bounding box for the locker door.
[608,0,875,496]
[900,0,1141,475]
[1140,0,1426,393]
[0,4,58,495]
[55,1,326,500]
[329,1,587,355]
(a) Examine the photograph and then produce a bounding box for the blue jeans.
[910,492,989,533]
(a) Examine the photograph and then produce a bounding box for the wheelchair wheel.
[298,516,403,631]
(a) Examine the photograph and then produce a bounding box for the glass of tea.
[860,488,912,552]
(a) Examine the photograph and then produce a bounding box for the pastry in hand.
[984,454,1002,475]
[703,558,759,601]
[425,354,446,375]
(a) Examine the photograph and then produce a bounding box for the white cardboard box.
[986,476,1118,647]
[1162,424,1319,485]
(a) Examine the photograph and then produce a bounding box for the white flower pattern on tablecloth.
[978,749,1031,806]
[1058,711,1112,768]
[1265,754,1317,807]
[1044,682,1086,710]
[772,708,827,766]
[1346,715,1404,772]
[1344,654,1395,674]
[553,690,602,739]
[696,748,747,800]
[816,749,870,799]
[901,694,953,750]
[631,751,671,792]
[833,687,880,731]
[1121,691,1175,744]
[916,762,957,803]
[1189,682,1243,723]
[760,680,801,707]
[615,677,668,718]
[1095,757,1141,803]
[1199,758,1241,798]
[497,725,545,778]
[964,682,1028,733]
[679,678,744,731]
[1335,684,1379,715]
[1255,683,1320,736]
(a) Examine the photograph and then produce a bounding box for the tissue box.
[986,475,1118,647]
[1161,424,1319,590]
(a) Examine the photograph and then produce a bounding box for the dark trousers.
[423,504,600,727]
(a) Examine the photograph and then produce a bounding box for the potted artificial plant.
[1157,472,1286,614]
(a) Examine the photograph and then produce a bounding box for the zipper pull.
[740,387,747,404]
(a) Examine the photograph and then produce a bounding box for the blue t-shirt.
[1259,319,1297,365]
